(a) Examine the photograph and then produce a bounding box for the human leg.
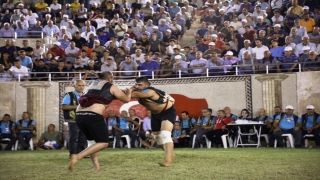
[273,130,284,147]
[312,128,320,146]
[68,122,80,154]
[158,120,174,167]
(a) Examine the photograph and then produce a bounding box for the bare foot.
[172,153,176,159]
[158,161,172,167]
[93,161,100,171]
[69,155,78,172]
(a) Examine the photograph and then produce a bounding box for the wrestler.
[69,71,132,171]
[131,77,176,167]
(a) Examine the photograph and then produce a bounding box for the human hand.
[274,128,281,132]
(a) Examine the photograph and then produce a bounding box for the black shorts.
[75,111,109,143]
[151,105,177,132]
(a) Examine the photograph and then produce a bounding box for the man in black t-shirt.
[84,60,100,80]
[32,59,49,81]
[72,32,88,49]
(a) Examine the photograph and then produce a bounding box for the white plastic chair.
[113,135,131,148]
[304,134,315,148]
[221,134,234,148]
[192,135,211,148]
[274,134,294,148]
[260,134,269,147]
[1,138,15,150]
[15,138,34,150]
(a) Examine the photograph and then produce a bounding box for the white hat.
[219,9,225,12]
[284,46,293,51]
[241,19,247,23]
[153,26,158,29]
[166,29,171,33]
[68,20,74,24]
[94,40,100,43]
[211,34,218,38]
[11,39,16,42]
[63,14,68,18]
[66,3,71,6]
[285,105,294,110]
[175,55,182,59]
[303,6,309,10]
[208,42,215,46]
[273,24,281,28]
[302,46,311,51]
[91,3,97,6]
[45,14,51,17]
[306,105,315,109]
[46,7,51,10]
[257,16,263,19]
[60,26,67,30]
[226,51,233,56]
[53,42,61,46]
[18,3,23,6]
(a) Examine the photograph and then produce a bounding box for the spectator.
[273,105,301,148]
[114,46,127,65]
[222,51,239,75]
[303,50,320,71]
[74,3,87,27]
[49,42,65,61]
[277,47,298,72]
[0,114,16,150]
[16,21,28,38]
[113,110,138,148]
[260,50,277,73]
[193,108,214,148]
[35,0,48,18]
[308,27,320,45]
[206,110,234,147]
[83,60,99,80]
[72,32,87,49]
[204,42,222,58]
[58,26,72,40]
[42,20,60,37]
[119,55,138,78]
[16,50,32,69]
[16,112,35,150]
[50,0,62,20]
[0,39,17,61]
[190,51,207,76]
[115,18,128,39]
[270,40,285,58]
[101,57,117,72]
[37,124,62,150]
[159,57,173,78]
[172,55,188,77]
[60,15,70,28]
[10,10,20,26]
[139,54,160,77]
[51,60,68,80]
[66,20,79,36]
[65,41,80,64]
[205,52,224,76]
[25,10,38,27]
[31,59,48,81]
[299,105,320,148]
[74,57,84,69]
[256,108,274,146]
[172,121,187,148]
[0,64,12,82]
[28,20,43,38]
[0,23,14,38]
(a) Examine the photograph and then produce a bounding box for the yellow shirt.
[71,3,81,13]
[288,6,303,16]
[300,18,316,32]
[35,3,48,13]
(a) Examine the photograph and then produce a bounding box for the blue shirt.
[169,6,181,17]
[81,26,96,33]
[173,129,186,138]
[298,115,320,129]
[196,28,208,37]
[118,117,130,130]
[140,60,160,76]
[0,121,15,134]
[181,118,196,129]
[257,116,272,123]
[62,91,81,105]
[58,39,71,50]
[270,46,285,58]
[277,54,298,69]
[276,114,300,130]
[197,116,210,125]
[16,120,35,133]
[16,56,32,67]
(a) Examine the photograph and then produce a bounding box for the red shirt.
[49,47,65,58]
[243,30,255,42]
[214,117,233,130]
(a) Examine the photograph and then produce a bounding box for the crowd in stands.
[1,104,319,150]
[0,0,319,81]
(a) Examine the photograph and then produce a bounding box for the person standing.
[131,77,176,167]
[69,71,132,171]
[62,80,87,157]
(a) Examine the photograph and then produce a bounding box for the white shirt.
[50,3,62,10]
[60,20,69,28]
[9,66,29,78]
[221,5,233,14]
[295,43,316,56]
[16,20,29,29]
[104,40,120,48]
[131,54,145,64]
[81,32,96,41]
[101,63,117,71]
[33,47,45,59]
[80,57,90,66]
[230,21,242,30]
[115,24,128,36]
[271,15,284,26]
[253,45,269,60]
[169,24,182,31]
[65,47,80,55]
[26,13,38,25]
[77,8,87,18]
[271,0,283,9]
[95,18,108,29]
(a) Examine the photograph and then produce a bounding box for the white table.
[227,120,265,148]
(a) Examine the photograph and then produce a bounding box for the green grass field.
[1,148,320,180]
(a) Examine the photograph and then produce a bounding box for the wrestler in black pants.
[68,122,87,155]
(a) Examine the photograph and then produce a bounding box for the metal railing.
[1,61,318,82]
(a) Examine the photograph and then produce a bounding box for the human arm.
[131,89,154,98]
[110,84,132,103]
[273,120,280,131]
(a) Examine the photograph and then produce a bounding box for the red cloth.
[214,117,233,130]
[49,47,65,57]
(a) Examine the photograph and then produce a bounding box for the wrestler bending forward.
[69,71,132,171]
[131,77,176,167]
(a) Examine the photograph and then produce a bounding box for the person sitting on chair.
[37,124,63,150]
[0,114,16,151]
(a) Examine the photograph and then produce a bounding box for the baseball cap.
[60,26,67,30]
[241,19,247,23]
[226,51,233,56]
[53,42,61,46]
[68,20,74,24]
[285,105,294,110]
[284,47,292,51]
[211,34,218,38]
[303,6,309,10]
[175,55,182,59]
[208,42,215,46]
[273,24,281,28]
[306,105,315,109]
